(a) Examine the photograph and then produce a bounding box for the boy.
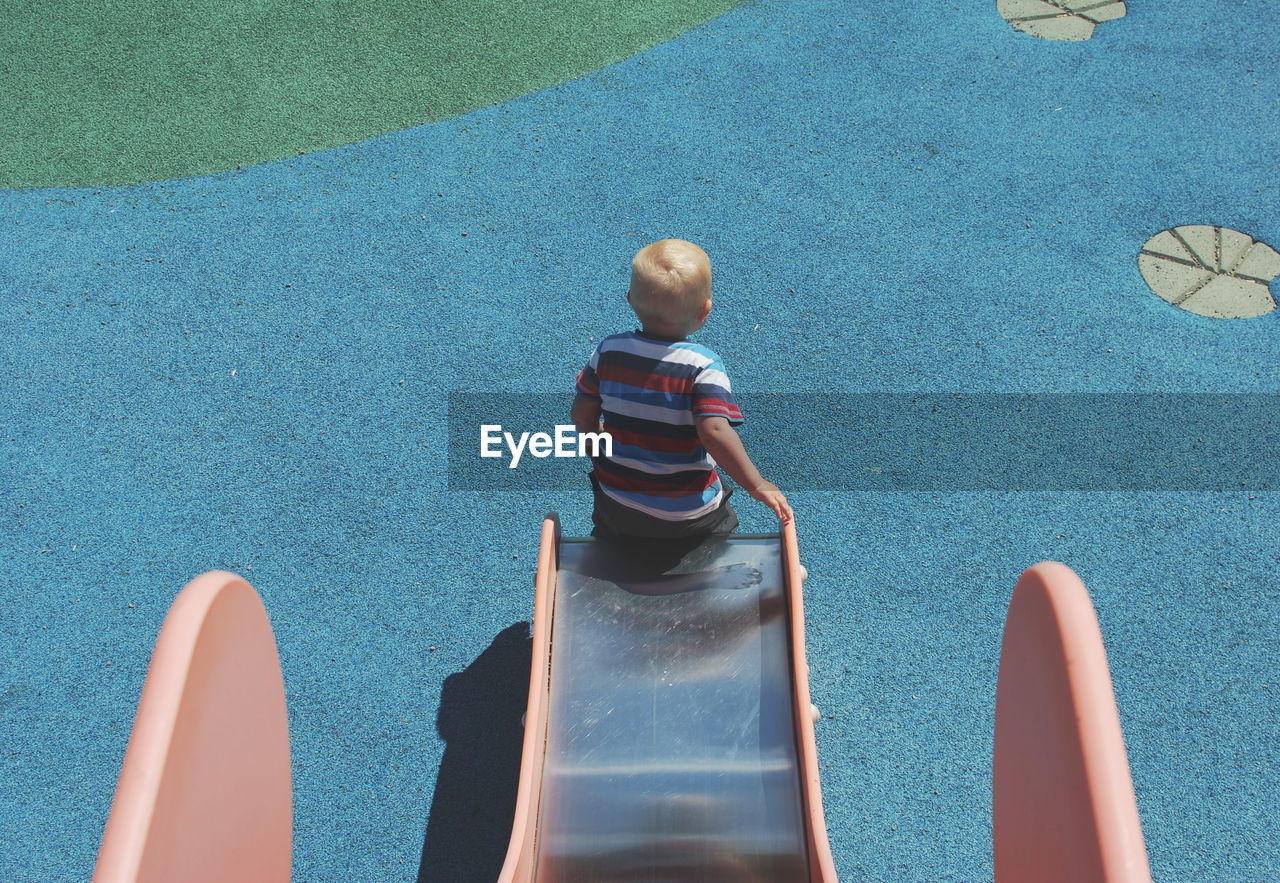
[572,238,792,540]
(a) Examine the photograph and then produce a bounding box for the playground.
[2,1,1278,880]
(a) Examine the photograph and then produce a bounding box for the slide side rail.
[782,520,840,882]
[993,561,1151,883]
[94,571,291,883]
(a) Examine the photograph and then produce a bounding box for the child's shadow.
[416,622,531,883]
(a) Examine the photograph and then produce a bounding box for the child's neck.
[637,324,687,342]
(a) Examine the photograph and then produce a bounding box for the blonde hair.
[629,239,712,327]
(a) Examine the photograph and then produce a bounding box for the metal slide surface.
[500,527,837,882]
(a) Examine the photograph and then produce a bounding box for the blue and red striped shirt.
[575,330,743,520]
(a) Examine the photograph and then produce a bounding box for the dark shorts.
[589,472,738,541]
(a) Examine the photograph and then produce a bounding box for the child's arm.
[571,394,602,435]
[695,416,793,523]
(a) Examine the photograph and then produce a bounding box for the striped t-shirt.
[575,330,744,520]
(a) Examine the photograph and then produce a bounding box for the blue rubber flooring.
[3,0,1278,880]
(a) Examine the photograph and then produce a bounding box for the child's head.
[627,239,713,337]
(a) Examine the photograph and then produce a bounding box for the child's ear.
[698,298,713,321]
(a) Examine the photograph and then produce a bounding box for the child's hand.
[750,481,793,523]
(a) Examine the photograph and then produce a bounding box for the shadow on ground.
[417,622,532,882]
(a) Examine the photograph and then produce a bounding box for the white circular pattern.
[996,0,1126,41]
[1139,226,1280,319]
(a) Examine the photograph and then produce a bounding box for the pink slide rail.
[781,518,840,881]
[993,561,1152,883]
[93,571,292,883]
[497,516,559,881]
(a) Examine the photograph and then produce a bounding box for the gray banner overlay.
[447,393,1279,491]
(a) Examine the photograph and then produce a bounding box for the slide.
[90,528,1149,881]
[498,516,839,882]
